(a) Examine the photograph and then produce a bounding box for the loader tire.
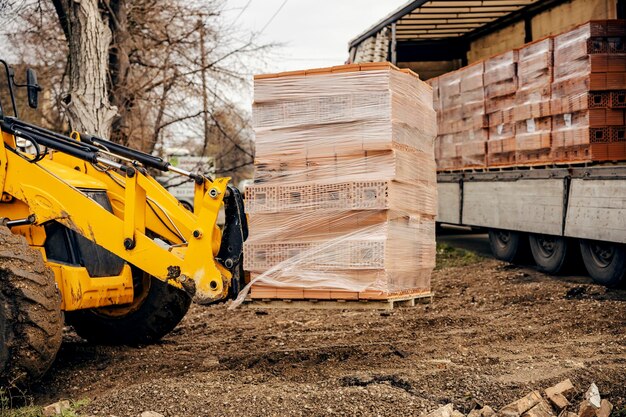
[0,225,63,386]
[66,271,191,345]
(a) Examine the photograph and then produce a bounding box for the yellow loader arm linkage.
[0,115,248,307]
[0,59,249,384]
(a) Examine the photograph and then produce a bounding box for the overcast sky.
[224,0,407,73]
[220,0,408,107]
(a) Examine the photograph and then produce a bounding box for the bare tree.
[2,0,265,181]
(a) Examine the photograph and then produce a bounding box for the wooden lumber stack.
[550,21,626,162]
[433,62,488,170]
[245,63,437,302]
[485,50,518,166]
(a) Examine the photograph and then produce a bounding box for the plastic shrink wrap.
[485,50,518,166]
[430,62,487,170]
[240,63,437,303]
[429,19,625,171]
[514,38,553,164]
[550,21,626,162]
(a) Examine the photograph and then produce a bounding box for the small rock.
[522,400,555,417]
[578,400,599,417]
[139,412,165,417]
[423,403,455,417]
[482,406,496,417]
[499,391,543,417]
[584,384,601,408]
[545,379,575,410]
[596,399,613,417]
[469,406,495,417]
[43,400,71,416]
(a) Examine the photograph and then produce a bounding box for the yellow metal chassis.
[0,130,233,310]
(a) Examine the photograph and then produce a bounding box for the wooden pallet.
[243,292,433,310]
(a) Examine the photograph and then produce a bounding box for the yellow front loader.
[0,60,248,385]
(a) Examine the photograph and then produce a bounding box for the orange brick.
[304,67,332,76]
[330,63,361,73]
[330,290,359,300]
[275,287,304,299]
[303,289,332,300]
[250,284,278,299]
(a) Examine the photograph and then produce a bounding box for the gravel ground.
[21,250,626,417]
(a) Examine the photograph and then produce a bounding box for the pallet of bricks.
[485,50,518,166]
[244,63,437,306]
[515,37,553,165]
[430,19,626,170]
[433,62,488,170]
[550,20,626,162]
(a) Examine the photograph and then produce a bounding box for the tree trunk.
[53,0,117,138]
[108,0,132,145]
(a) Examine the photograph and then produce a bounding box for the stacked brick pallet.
[430,19,626,171]
[485,50,518,166]
[515,38,553,165]
[550,21,626,162]
[436,62,488,169]
[245,63,437,302]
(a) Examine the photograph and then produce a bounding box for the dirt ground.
[23,249,626,417]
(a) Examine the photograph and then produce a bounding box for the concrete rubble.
[420,381,613,417]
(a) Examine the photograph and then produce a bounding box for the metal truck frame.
[437,165,626,286]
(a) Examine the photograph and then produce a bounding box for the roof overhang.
[349,0,570,61]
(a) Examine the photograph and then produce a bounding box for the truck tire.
[66,271,191,345]
[579,240,626,287]
[529,234,569,274]
[0,226,63,386]
[488,229,528,263]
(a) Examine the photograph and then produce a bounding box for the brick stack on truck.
[348,0,626,286]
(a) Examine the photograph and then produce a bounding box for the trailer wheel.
[579,240,626,287]
[488,229,528,263]
[529,234,569,274]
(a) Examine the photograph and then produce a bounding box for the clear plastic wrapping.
[484,51,518,99]
[485,51,518,166]
[253,69,436,159]
[513,38,554,164]
[430,19,625,170]
[550,20,626,162]
[432,62,487,169]
[552,23,593,94]
[245,211,435,299]
[240,64,437,303]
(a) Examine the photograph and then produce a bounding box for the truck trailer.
[349,0,626,285]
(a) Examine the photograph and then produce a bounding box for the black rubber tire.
[579,240,626,287]
[0,226,63,386]
[529,234,569,274]
[66,273,191,345]
[488,229,528,263]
